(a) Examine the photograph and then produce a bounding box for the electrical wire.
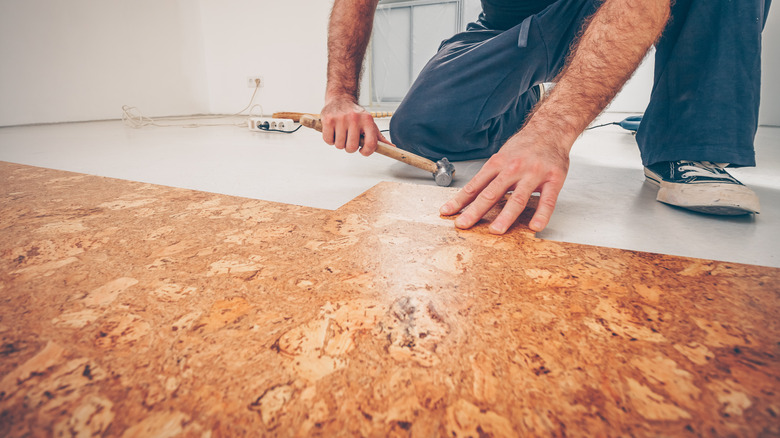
[586,122,620,130]
[586,115,642,132]
[121,80,264,129]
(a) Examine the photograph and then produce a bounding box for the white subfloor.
[1,115,778,268]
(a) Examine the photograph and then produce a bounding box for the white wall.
[0,0,209,126]
[606,50,654,114]
[198,0,332,116]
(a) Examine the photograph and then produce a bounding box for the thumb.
[377,131,394,147]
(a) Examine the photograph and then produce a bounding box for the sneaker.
[644,161,760,215]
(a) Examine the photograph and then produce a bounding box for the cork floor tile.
[1,161,778,437]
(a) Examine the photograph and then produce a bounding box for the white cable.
[121,80,264,129]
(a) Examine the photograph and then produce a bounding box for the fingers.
[528,182,561,232]
[333,121,347,150]
[439,163,505,228]
[454,178,511,230]
[360,118,381,156]
[440,162,565,234]
[322,119,336,146]
[440,168,494,217]
[488,186,533,234]
[377,131,393,147]
[345,117,362,153]
[321,111,382,155]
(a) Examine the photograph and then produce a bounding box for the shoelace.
[678,161,734,181]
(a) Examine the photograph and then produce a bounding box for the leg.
[636,0,772,167]
[389,0,598,161]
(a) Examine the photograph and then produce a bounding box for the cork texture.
[1,161,778,436]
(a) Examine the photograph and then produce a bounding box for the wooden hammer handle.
[300,115,438,174]
[273,111,393,122]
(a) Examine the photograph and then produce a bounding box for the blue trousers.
[389,0,772,166]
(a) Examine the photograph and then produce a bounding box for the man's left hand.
[439,128,570,234]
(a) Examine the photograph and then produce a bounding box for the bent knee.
[389,104,434,156]
[390,105,500,161]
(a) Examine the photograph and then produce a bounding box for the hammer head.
[433,157,455,187]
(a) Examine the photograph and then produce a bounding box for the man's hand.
[321,0,386,155]
[440,127,570,233]
[321,97,391,156]
[440,0,670,234]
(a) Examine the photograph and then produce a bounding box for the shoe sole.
[644,168,761,215]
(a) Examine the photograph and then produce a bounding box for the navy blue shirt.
[480,0,557,30]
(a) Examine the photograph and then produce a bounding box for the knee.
[389,100,435,158]
[391,92,502,161]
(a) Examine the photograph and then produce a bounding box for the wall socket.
[246,76,264,88]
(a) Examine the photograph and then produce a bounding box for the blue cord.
[617,115,642,131]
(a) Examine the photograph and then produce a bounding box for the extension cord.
[248,117,296,133]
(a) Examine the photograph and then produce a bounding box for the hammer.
[299,114,455,187]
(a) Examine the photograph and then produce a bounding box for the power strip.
[248,117,297,133]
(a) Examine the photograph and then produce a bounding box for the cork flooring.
[1,160,779,436]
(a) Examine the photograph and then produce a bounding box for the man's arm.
[321,0,390,156]
[440,0,671,234]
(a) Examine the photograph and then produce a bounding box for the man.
[320,0,770,234]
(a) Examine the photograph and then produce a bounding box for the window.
[368,0,464,106]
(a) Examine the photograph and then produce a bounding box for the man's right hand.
[322,0,384,155]
[320,97,391,156]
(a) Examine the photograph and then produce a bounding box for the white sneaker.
[644,161,760,215]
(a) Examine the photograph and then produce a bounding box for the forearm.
[322,0,388,155]
[441,0,670,233]
[326,0,380,102]
[523,0,671,147]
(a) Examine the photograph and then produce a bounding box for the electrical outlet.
[247,76,264,88]
[248,117,296,132]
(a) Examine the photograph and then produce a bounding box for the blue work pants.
[389,0,772,166]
